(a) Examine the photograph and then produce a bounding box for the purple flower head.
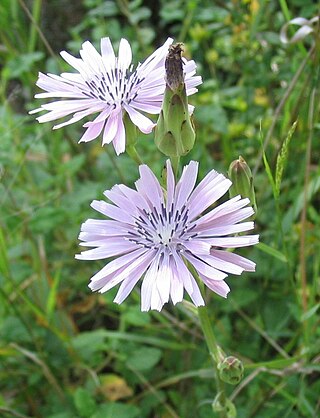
[30,38,202,155]
[76,160,259,311]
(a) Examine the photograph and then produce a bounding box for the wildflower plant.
[31,37,258,417]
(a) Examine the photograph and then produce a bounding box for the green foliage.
[275,120,297,199]
[0,0,320,417]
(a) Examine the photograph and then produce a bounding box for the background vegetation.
[0,0,319,417]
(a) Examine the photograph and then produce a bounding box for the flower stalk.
[197,304,228,418]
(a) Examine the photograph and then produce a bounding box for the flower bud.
[155,43,195,157]
[218,356,244,385]
[228,156,257,215]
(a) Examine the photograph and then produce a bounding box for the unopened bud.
[228,156,257,215]
[155,44,195,157]
[218,356,244,385]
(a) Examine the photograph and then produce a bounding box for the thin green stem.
[28,0,42,52]
[188,264,228,416]
[105,146,126,183]
[197,304,227,418]
[170,156,180,179]
[126,144,144,165]
[18,0,56,59]
[197,306,221,364]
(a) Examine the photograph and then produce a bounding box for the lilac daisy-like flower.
[30,37,202,155]
[76,160,258,311]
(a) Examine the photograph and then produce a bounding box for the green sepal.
[155,84,195,157]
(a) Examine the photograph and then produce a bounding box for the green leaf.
[126,347,162,371]
[245,356,301,370]
[73,388,97,417]
[46,268,62,320]
[275,120,297,199]
[72,330,109,362]
[29,207,67,234]
[301,303,320,321]
[4,52,44,79]
[99,330,193,350]
[89,1,119,17]
[256,242,287,263]
[92,402,140,418]
[58,154,85,176]
[195,105,228,136]
[122,306,151,326]
[130,7,151,24]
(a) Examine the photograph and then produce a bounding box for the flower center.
[127,203,197,252]
[82,64,145,107]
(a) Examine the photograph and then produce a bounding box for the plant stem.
[126,144,144,165]
[170,156,180,179]
[197,305,227,418]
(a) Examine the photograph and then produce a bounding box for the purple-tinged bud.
[218,356,244,385]
[155,43,195,157]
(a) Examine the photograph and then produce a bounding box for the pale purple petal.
[115,184,150,211]
[112,115,126,155]
[100,37,115,67]
[197,253,245,275]
[175,161,199,210]
[169,256,184,305]
[102,111,121,145]
[79,219,131,237]
[87,247,149,290]
[138,38,173,74]
[80,41,105,73]
[183,240,211,255]
[183,252,228,281]
[196,221,254,237]
[124,105,155,134]
[60,50,90,77]
[79,121,105,143]
[135,165,163,210]
[141,252,161,312]
[200,275,230,298]
[76,240,136,260]
[154,251,171,306]
[194,197,252,229]
[91,200,133,223]
[118,38,132,71]
[113,269,144,304]
[208,235,260,248]
[103,188,140,215]
[185,275,205,307]
[189,172,232,219]
[99,250,155,294]
[211,250,256,272]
